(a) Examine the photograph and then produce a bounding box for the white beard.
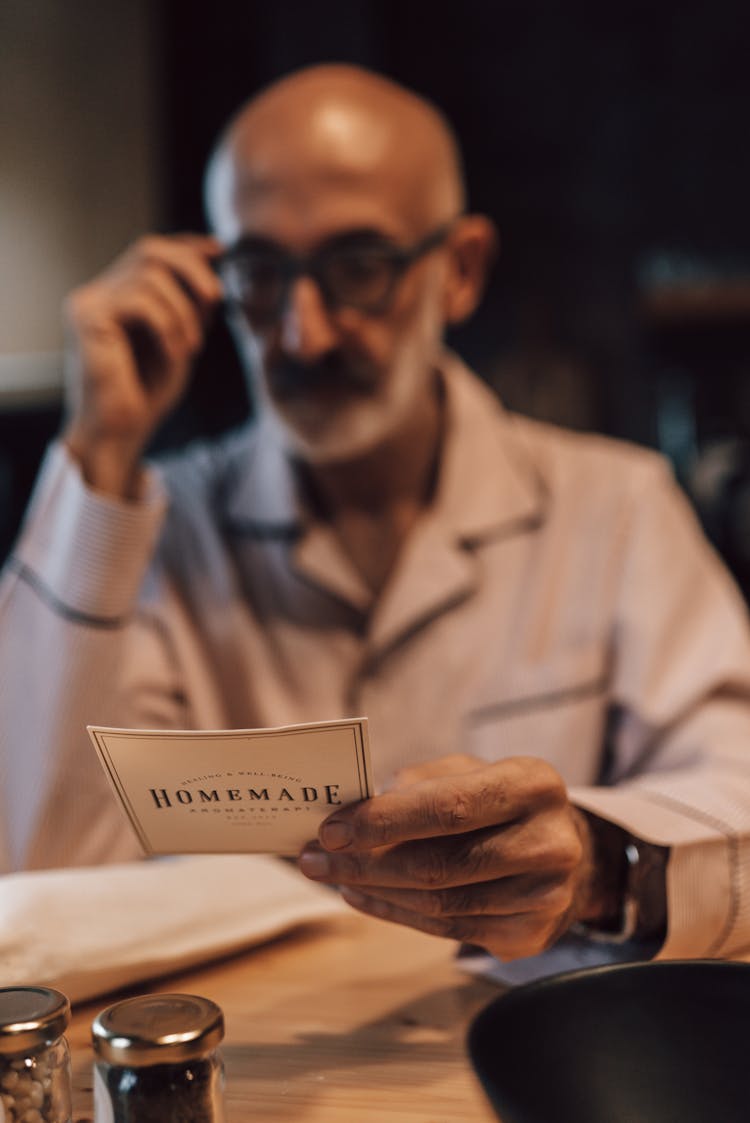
[234,330,442,467]
[231,306,443,466]
[259,357,432,464]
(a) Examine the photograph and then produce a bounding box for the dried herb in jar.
[92,993,225,1123]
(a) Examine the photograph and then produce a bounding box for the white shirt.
[2,354,750,959]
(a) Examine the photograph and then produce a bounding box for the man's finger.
[122,235,224,309]
[302,812,580,890]
[318,757,566,852]
[338,874,571,919]
[336,886,559,961]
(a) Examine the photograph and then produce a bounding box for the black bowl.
[467,960,750,1123]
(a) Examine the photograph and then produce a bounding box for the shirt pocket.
[463,645,611,786]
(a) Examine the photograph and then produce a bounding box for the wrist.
[63,428,147,501]
[573,810,669,944]
[573,811,630,928]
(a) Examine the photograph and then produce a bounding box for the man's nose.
[279,276,338,361]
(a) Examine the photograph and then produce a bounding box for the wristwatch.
[574,820,669,946]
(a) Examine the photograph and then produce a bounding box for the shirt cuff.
[11,442,167,621]
[570,784,737,959]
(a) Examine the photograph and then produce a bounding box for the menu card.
[88,717,372,856]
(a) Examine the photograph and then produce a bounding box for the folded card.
[87,717,372,856]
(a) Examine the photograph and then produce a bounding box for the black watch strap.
[577,831,669,945]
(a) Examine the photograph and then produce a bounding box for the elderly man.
[2,64,750,969]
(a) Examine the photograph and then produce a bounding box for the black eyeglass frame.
[216,220,458,320]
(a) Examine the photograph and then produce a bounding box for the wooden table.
[66,913,501,1121]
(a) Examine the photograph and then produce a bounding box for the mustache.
[267,354,376,398]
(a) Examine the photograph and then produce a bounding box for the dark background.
[5,0,750,587]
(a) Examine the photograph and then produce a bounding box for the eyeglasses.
[216,221,455,324]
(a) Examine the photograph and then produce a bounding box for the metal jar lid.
[91,994,225,1066]
[0,987,70,1056]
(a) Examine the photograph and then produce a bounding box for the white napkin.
[0,855,347,1004]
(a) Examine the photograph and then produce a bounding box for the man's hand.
[298,755,602,961]
[63,234,223,497]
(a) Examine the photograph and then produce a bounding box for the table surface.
[67,912,501,1121]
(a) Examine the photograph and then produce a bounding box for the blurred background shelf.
[641,281,750,325]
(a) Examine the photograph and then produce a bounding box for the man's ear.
[442,215,498,324]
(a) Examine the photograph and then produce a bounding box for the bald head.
[204,65,466,241]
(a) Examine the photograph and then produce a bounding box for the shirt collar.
[432,351,548,543]
[222,351,548,542]
[220,413,304,535]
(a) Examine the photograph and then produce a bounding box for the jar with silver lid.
[92,993,225,1123]
[0,986,72,1123]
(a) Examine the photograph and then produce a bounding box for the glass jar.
[0,985,72,1123]
[91,993,225,1123]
